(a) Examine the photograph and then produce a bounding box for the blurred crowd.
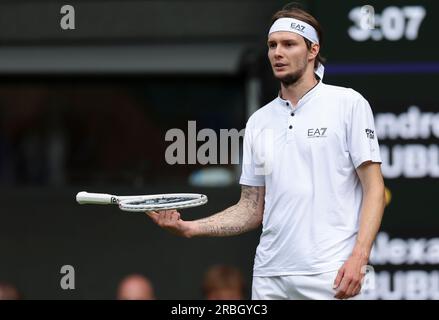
[0,282,21,300]
[116,264,246,300]
[0,264,246,300]
[0,86,165,187]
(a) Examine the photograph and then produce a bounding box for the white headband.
[268,17,324,79]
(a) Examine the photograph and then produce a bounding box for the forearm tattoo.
[196,186,264,237]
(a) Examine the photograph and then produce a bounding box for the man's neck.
[280,75,319,106]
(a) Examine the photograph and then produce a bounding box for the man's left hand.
[333,253,368,299]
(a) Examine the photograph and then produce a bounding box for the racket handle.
[76,191,117,205]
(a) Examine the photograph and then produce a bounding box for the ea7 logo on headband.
[290,23,305,33]
[365,128,375,139]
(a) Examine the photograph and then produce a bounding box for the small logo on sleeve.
[365,129,375,139]
[308,128,327,138]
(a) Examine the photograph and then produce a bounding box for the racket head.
[117,193,208,212]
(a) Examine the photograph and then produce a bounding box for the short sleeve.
[239,121,265,186]
[347,94,382,168]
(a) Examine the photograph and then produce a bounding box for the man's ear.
[308,43,320,60]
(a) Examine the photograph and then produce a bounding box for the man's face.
[267,31,312,86]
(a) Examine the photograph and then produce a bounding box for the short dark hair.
[271,2,326,72]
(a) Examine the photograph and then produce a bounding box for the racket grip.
[76,192,116,205]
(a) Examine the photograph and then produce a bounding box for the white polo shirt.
[240,81,382,276]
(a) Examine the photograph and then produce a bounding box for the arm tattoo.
[195,186,264,237]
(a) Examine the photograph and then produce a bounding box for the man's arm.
[333,161,386,299]
[146,185,265,238]
[352,162,386,259]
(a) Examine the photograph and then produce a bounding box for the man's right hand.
[146,210,194,238]
[147,185,264,238]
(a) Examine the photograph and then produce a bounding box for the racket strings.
[127,197,195,205]
[118,194,207,212]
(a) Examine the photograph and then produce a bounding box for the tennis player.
[147,4,386,300]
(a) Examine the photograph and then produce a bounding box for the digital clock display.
[311,0,438,63]
[348,5,426,42]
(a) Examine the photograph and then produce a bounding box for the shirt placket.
[286,101,298,143]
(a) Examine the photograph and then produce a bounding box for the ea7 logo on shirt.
[365,128,375,139]
[308,128,327,138]
[290,23,305,33]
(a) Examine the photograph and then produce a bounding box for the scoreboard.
[314,0,437,62]
[320,0,439,300]
[260,0,439,300]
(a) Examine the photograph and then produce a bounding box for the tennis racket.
[76,191,208,212]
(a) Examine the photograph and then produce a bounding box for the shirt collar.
[277,80,322,111]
